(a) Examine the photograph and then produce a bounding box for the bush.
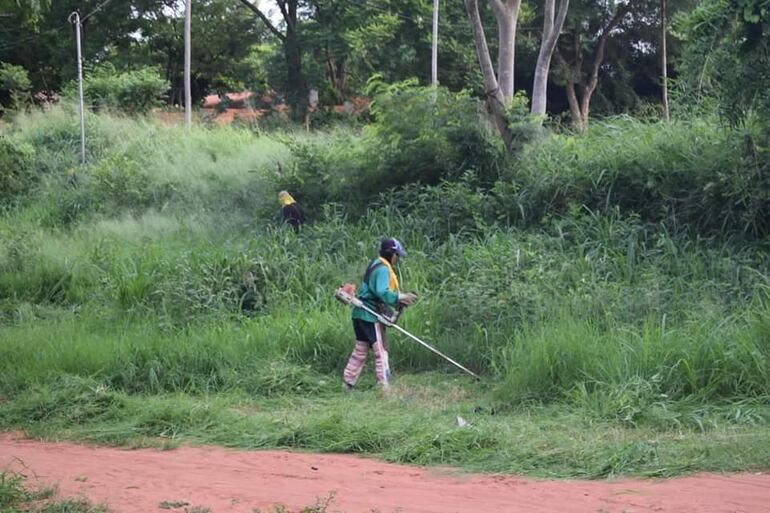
[64,64,169,115]
[365,82,505,187]
[277,83,507,216]
[0,135,36,201]
[377,175,497,239]
[88,151,173,211]
[502,117,770,236]
[0,62,32,111]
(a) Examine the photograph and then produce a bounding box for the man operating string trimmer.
[338,238,478,392]
[340,238,417,391]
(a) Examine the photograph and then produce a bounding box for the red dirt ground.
[1,433,768,513]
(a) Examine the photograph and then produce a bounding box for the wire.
[81,0,117,22]
[0,33,55,52]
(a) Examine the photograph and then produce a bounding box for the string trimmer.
[334,287,480,379]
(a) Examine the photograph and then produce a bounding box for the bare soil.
[1,433,767,512]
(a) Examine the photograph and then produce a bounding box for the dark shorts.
[353,318,391,350]
[353,318,377,344]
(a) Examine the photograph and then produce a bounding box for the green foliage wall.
[63,64,169,115]
[278,84,507,215]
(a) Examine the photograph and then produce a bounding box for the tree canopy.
[0,0,763,129]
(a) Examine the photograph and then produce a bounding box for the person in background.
[342,237,418,391]
[278,190,304,232]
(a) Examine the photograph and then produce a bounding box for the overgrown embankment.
[1,97,769,476]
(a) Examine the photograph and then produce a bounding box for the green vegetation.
[62,64,169,115]
[0,62,32,112]
[1,100,769,478]
[0,471,106,513]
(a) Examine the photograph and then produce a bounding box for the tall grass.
[2,209,768,409]
[1,106,769,422]
[505,117,770,236]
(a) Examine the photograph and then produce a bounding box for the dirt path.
[1,434,768,513]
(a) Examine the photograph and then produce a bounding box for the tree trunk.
[326,57,347,103]
[579,5,626,129]
[465,0,513,150]
[661,0,670,121]
[531,0,570,116]
[285,26,307,121]
[491,0,521,101]
[555,4,627,132]
[556,49,584,130]
[238,0,306,121]
[285,0,307,122]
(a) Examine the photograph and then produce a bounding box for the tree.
[464,0,513,149]
[0,0,144,93]
[238,0,307,120]
[294,0,483,107]
[677,0,770,129]
[491,0,522,100]
[136,1,264,105]
[0,62,32,110]
[0,1,266,106]
[530,0,570,116]
[554,0,631,131]
[304,0,476,101]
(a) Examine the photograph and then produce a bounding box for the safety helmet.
[380,237,407,258]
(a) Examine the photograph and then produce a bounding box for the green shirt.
[352,259,400,323]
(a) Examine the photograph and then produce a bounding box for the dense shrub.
[281,94,770,239]
[88,151,173,211]
[277,84,507,215]
[64,64,169,115]
[0,62,32,111]
[500,117,770,236]
[377,176,497,239]
[365,83,506,187]
[0,135,36,201]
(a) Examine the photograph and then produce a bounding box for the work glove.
[398,292,418,306]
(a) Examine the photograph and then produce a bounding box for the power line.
[0,19,71,52]
[81,0,117,22]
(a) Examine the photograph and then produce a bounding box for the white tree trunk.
[491,0,521,101]
[531,0,570,116]
[465,0,513,150]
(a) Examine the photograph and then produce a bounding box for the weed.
[159,500,190,509]
[253,492,337,513]
[0,471,107,513]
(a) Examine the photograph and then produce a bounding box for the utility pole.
[68,12,86,164]
[431,0,439,87]
[661,0,670,121]
[184,0,192,129]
